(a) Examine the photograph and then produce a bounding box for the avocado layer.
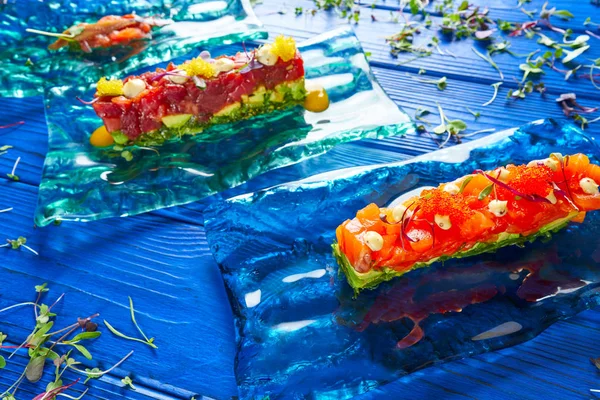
[334,212,578,294]
[111,78,307,147]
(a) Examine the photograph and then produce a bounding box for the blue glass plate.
[35,27,414,226]
[204,119,600,400]
[0,0,265,97]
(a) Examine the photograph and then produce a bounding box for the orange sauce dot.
[90,125,114,147]
[304,86,330,113]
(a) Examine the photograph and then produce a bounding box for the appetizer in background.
[27,14,169,53]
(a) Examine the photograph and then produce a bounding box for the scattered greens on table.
[0,284,160,400]
[289,0,600,142]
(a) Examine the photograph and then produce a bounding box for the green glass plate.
[35,27,415,226]
[0,0,265,97]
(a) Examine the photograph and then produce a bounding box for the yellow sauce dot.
[304,86,329,113]
[90,125,114,147]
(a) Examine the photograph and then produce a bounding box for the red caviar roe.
[417,189,473,225]
[506,165,553,197]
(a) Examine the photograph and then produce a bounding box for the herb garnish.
[0,284,155,399]
[466,107,481,119]
[471,47,504,80]
[0,236,38,255]
[6,156,21,181]
[0,121,24,129]
[121,376,136,390]
[104,297,157,349]
[411,75,448,90]
[482,82,503,106]
[433,103,468,147]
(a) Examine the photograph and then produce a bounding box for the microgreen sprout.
[26,28,81,40]
[587,30,600,40]
[0,121,24,129]
[411,75,448,90]
[386,25,432,59]
[6,156,21,181]
[104,297,157,349]
[562,45,590,64]
[432,103,468,147]
[556,93,598,116]
[507,79,546,100]
[121,376,136,390]
[487,40,526,57]
[0,145,13,157]
[0,236,38,255]
[471,47,504,80]
[0,283,145,400]
[482,82,503,106]
[556,93,598,128]
[67,350,135,384]
[414,107,433,125]
[478,183,494,200]
[466,107,481,119]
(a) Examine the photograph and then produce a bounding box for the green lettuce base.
[333,212,578,294]
[111,78,307,147]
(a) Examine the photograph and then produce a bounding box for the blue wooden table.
[2,0,600,399]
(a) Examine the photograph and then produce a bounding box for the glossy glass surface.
[204,119,600,400]
[35,27,414,226]
[0,0,265,97]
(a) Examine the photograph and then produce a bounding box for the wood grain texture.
[2,0,600,398]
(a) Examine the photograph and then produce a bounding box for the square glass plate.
[204,119,600,399]
[35,27,414,226]
[0,0,265,97]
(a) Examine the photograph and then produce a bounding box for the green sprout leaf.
[552,9,574,20]
[519,63,545,82]
[72,344,92,360]
[536,33,556,47]
[466,107,481,119]
[411,75,448,90]
[25,355,46,383]
[472,47,504,80]
[84,367,102,384]
[35,283,49,293]
[482,82,503,107]
[121,376,136,390]
[562,45,590,64]
[104,297,157,349]
[63,331,101,344]
[478,183,494,200]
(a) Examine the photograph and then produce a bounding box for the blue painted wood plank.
[0,182,237,399]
